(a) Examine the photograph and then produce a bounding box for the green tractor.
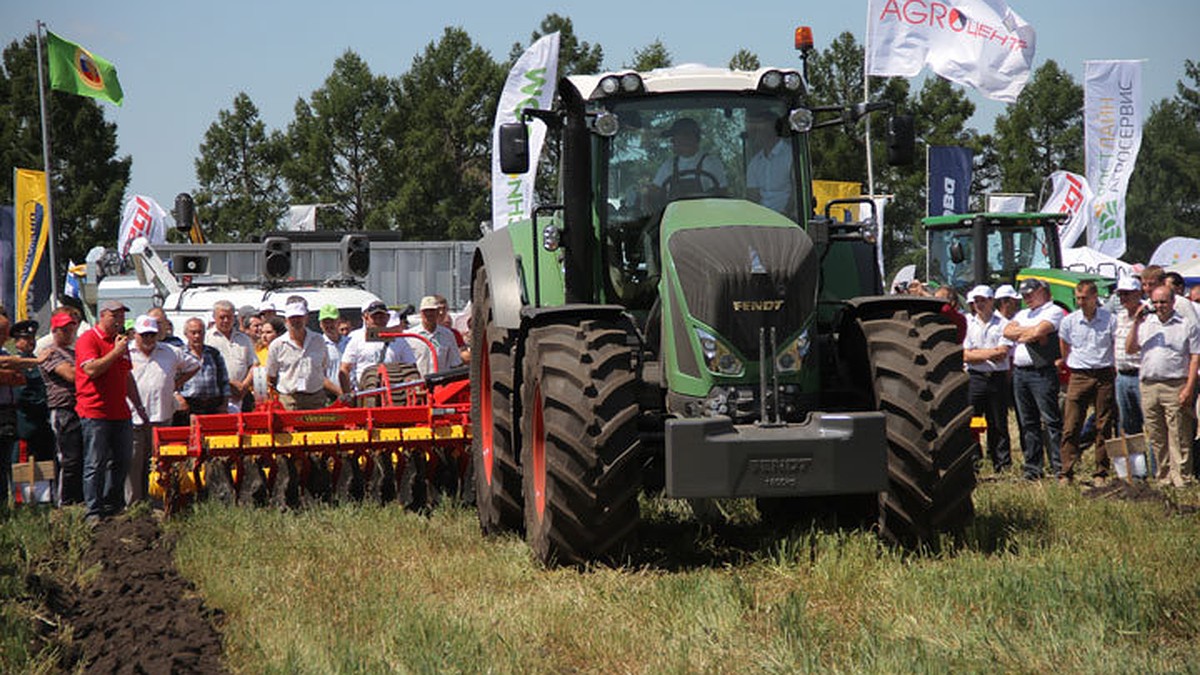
[470,64,977,565]
[922,211,1114,310]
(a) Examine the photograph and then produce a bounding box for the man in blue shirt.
[1058,279,1117,483]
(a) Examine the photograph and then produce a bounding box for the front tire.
[519,319,642,566]
[470,267,523,533]
[852,308,977,548]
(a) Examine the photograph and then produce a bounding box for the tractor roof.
[921,212,1069,229]
[566,65,799,101]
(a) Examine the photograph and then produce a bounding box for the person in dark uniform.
[11,320,55,466]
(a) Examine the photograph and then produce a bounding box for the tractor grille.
[667,225,817,359]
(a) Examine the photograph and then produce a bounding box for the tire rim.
[532,383,546,522]
[480,331,494,485]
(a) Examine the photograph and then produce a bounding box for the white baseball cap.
[969,285,994,300]
[1116,276,1142,292]
[134,315,160,334]
[995,284,1020,300]
[284,300,308,318]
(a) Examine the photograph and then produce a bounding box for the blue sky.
[4,0,1197,213]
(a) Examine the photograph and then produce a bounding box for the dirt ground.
[39,513,227,674]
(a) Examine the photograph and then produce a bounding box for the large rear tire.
[852,308,976,548]
[470,267,523,533]
[519,320,642,566]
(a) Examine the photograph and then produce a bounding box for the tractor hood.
[662,200,817,363]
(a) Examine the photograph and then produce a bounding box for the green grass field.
[170,479,1200,674]
[4,479,1199,674]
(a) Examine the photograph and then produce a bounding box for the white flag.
[118,195,168,258]
[1040,171,1094,250]
[867,0,1036,103]
[491,32,560,231]
[1085,60,1143,259]
[284,205,319,231]
[986,194,1028,213]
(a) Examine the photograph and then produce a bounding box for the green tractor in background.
[470,62,977,565]
[922,212,1115,310]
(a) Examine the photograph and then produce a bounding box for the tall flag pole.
[34,20,59,307]
[862,1,875,200]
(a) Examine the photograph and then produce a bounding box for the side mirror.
[886,115,915,166]
[949,241,965,265]
[498,122,530,174]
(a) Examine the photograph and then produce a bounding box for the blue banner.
[927,146,974,216]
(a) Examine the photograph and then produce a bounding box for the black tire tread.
[858,310,977,547]
[520,320,642,566]
[470,267,524,533]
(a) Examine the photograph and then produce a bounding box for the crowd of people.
[956,265,1200,488]
[0,292,468,523]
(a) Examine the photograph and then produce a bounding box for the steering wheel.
[661,168,722,200]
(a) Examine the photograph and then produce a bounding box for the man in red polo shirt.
[76,300,147,522]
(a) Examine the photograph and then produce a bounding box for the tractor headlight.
[788,108,814,133]
[775,329,810,373]
[593,111,620,137]
[695,327,744,377]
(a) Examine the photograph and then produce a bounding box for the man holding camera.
[1126,285,1200,487]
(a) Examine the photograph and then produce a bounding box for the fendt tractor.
[923,211,1114,310]
[470,38,976,565]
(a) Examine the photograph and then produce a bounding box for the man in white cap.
[339,299,416,393]
[1113,275,1150,477]
[127,314,200,503]
[407,296,464,377]
[1058,280,1118,484]
[266,299,341,410]
[995,284,1021,320]
[1003,278,1067,481]
[962,285,1013,474]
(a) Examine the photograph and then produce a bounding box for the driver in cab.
[645,117,727,205]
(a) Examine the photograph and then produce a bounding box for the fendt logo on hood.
[877,0,1028,52]
[733,300,784,312]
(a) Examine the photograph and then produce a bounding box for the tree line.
[2,15,1198,277]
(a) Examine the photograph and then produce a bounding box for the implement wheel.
[849,307,977,548]
[519,319,641,566]
[470,266,523,533]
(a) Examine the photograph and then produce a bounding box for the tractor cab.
[923,212,1065,295]
[922,212,1113,309]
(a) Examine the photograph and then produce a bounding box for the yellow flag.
[14,168,50,321]
[812,180,862,222]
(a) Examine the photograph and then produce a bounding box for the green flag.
[46,30,123,106]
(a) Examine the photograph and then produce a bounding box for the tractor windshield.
[596,94,798,305]
[927,223,1057,292]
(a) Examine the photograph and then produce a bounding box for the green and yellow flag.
[46,30,123,106]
